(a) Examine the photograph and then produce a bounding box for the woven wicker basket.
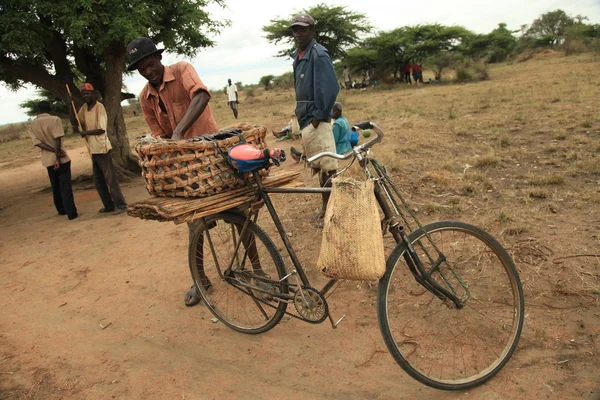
[135,124,267,198]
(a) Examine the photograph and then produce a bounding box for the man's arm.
[80,129,105,136]
[311,52,340,128]
[172,90,210,140]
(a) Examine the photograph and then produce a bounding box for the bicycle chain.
[232,270,328,324]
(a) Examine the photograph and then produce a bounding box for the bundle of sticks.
[127,170,302,224]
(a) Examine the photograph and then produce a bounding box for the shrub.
[455,66,473,83]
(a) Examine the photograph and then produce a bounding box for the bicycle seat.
[228,144,286,172]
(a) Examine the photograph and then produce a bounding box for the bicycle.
[187,122,525,391]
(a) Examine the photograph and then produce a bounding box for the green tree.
[364,24,472,82]
[20,89,70,119]
[259,75,275,90]
[262,3,372,60]
[342,48,377,80]
[0,0,227,174]
[526,9,574,45]
[465,23,517,63]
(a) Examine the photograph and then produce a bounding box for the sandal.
[184,280,212,307]
[184,286,202,307]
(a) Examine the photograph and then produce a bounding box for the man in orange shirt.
[126,37,220,306]
[126,37,218,140]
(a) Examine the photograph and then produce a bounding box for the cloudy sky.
[1,0,599,124]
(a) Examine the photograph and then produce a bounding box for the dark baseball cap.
[289,14,316,28]
[126,37,164,71]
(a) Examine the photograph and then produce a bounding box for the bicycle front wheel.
[189,212,288,334]
[378,221,524,390]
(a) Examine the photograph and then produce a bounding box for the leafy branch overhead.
[0,0,228,173]
[262,3,372,60]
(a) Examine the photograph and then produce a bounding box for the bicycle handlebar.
[306,121,384,163]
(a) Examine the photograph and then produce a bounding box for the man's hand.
[171,129,183,141]
[53,161,60,170]
[311,118,320,129]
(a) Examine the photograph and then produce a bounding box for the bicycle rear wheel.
[189,212,288,334]
[378,221,524,390]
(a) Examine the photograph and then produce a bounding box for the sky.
[1,0,599,124]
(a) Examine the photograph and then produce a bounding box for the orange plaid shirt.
[140,62,218,139]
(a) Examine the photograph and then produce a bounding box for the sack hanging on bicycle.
[316,177,386,281]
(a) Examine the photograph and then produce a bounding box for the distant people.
[29,101,78,220]
[74,83,127,215]
[288,13,339,223]
[404,61,412,84]
[272,114,301,140]
[332,102,351,154]
[226,79,239,119]
[412,60,421,84]
[342,66,351,89]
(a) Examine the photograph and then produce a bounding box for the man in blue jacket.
[289,13,340,223]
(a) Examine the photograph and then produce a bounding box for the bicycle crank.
[293,287,328,324]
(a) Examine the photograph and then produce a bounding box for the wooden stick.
[65,84,90,156]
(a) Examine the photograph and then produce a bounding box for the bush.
[245,86,256,98]
[472,63,490,81]
[455,66,473,82]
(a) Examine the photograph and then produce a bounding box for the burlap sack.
[316,177,386,280]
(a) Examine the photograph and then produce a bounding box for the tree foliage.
[0,0,227,172]
[525,9,574,44]
[259,75,275,90]
[465,23,517,63]
[19,89,69,118]
[351,24,473,82]
[262,3,371,60]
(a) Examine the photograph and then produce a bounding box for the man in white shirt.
[74,83,127,215]
[226,79,239,119]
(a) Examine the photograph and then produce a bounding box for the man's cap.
[79,83,94,92]
[126,37,164,71]
[289,14,316,28]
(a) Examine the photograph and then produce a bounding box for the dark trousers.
[92,151,126,210]
[47,161,78,219]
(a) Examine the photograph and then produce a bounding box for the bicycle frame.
[230,122,466,328]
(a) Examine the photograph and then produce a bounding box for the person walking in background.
[288,13,339,225]
[29,101,78,220]
[412,60,421,85]
[332,102,351,155]
[342,66,351,90]
[126,36,219,307]
[226,79,239,119]
[74,83,127,215]
[404,61,412,84]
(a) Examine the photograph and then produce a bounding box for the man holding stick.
[70,83,127,215]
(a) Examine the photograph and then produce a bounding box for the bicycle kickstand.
[327,312,346,329]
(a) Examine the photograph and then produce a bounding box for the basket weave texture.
[135,124,267,198]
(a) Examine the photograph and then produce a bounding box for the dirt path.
[2,77,600,399]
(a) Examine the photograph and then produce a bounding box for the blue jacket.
[292,39,340,130]
[333,116,352,154]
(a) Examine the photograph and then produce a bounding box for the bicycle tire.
[188,211,288,334]
[378,221,524,390]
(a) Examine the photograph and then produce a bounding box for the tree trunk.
[103,45,141,178]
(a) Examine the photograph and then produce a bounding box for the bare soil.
[1,52,599,399]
